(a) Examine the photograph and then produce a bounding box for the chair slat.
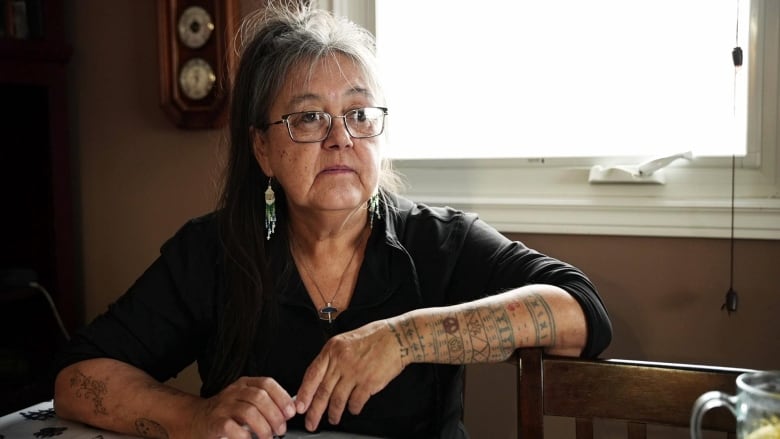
[575,418,593,439]
[516,347,753,438]
[517,347,544,438]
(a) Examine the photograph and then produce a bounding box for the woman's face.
[253,54,384,218]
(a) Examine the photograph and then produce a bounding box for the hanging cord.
[29,281,71,341]
[722,0,741,315]
[722,155,738,314]
[1,269,71,340]
[730,155,736,285]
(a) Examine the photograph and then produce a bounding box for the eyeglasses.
[268,107,388,143]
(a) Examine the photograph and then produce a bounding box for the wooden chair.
[516,347,753,439]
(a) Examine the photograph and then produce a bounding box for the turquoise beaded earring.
[265,178,276,240]
[367,192,381,228]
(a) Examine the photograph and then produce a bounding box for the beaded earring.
[265,178,276,240]
[367,192,381,229]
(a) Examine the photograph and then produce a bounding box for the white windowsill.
[393,159,780,239]
[397,193,780,239]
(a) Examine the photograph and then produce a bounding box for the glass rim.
[737,370,780,399]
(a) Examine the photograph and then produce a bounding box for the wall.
[67,1,779,438]
[464,233,779,438]
[67,0,226,320]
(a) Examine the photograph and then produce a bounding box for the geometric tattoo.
[522,293,557,347]
[388,291,558,365]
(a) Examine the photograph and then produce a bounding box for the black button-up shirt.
[55,193,612,438]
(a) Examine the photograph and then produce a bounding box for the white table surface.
[0,400,383,438]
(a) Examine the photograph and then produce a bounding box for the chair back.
[517,347,753,439]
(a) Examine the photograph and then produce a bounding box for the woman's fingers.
[294,354,329,415]
[302,363,343,431]
[294,342,352,430]
[238,398,285,439]
[235,377,296,438]
[194,376,296,439]
[297,320,406,431]
[239,377,297,420]
[346,384,373,416]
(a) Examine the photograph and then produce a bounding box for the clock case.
[158,0,238,129]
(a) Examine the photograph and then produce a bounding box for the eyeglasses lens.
[286,107,385,142]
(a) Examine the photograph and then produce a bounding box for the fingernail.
[285,403,295,418]
[296,400,306,413]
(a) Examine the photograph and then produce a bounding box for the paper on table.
[0,400,136,438]
[1,400,385,439]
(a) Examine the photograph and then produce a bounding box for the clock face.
[159,0,237,128]
[177,6,214,49]
[178,57,216,100]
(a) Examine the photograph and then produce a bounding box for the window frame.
[327,0,780,239]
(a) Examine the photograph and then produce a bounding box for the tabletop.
[0,400,383,439]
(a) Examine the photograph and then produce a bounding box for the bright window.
[325,0,780,239]
[374,1,750,160]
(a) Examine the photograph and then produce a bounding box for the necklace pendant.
[319,303,338,323]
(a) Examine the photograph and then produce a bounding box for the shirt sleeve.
[52,217,220,382]
[447,218,612,358]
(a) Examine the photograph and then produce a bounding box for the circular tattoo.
[443,317,459,334]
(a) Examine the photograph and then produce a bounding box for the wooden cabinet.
[0,0,77,415]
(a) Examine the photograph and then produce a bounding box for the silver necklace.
[291,227,367,323]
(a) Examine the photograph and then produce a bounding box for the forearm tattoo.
[388,318,422,364]
[434,304,515,363]
[390,292,557,364]
[69,369,108,415]
[68,370,173,437]
[135,418,169,439]
[521,292,557,346]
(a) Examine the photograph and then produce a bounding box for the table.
[0,400,383,438]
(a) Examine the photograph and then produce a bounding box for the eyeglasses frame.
[267,106,388,143]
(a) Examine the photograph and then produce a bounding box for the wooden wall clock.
[157,0,239,129]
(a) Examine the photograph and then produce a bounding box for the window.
[375,1,750,160]
[325,0,780,239]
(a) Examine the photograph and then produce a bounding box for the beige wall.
[464,234,779,438]
[67,1,779,438]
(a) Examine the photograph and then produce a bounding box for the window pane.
[375,1,750,159]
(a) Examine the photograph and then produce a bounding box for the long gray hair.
[207,0,397,395]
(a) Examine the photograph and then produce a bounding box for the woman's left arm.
[295,211,611,431]
[390,283,588,363]
[295,283,586,431]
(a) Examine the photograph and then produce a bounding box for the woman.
[53,2,611,438]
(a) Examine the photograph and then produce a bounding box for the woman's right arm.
[54,358,199,438]
[54,358,297,439]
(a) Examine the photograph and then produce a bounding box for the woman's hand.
[190,376,297,439]
[294,319,406,432]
